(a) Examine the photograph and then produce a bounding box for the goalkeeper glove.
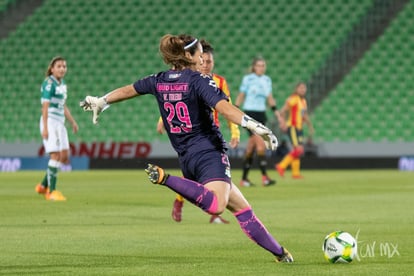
[241,115,279,150]
[79,96,109,124]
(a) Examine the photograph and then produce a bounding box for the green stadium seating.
[0,0,15,13]
[311,0,414,142]
[2,0,411,144]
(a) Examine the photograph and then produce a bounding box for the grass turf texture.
[0,169,412,275]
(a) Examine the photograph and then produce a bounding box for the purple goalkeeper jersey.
[133,69,228,155]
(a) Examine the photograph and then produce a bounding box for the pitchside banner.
[0,142,408,170]
[0,142,161,172]
[398,156,414,171]
[0,141,246,171]
[0,141,245,159]
[0,157,89,172]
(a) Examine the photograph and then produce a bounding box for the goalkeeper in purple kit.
[80,34,293,263]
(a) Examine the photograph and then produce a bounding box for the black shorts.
[178,149,232,185]
[287,127,304,147]
[244,111,267,136]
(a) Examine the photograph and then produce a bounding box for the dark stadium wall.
[89,156,400,170]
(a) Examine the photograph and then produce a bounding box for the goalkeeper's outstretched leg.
[145,163,293,262]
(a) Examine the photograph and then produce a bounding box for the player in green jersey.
[35,56,78,201]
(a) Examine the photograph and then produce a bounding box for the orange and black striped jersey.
[212,74,240,139]
[286,94,307,130]
[212,74,230,126]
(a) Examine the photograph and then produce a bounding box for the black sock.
[258,154,267,176]
[242,155,253,180]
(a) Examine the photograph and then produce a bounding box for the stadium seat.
[311,0,414,142]
[2,0,411,143]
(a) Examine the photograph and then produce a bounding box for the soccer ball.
[322,231,357,263]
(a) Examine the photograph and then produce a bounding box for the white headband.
[184,38,198,50]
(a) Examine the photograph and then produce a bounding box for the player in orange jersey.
[157,39,239,224]
[275,82,314,178]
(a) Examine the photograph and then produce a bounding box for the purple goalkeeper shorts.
[178,149,232,185]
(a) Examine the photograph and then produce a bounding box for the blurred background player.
[235,56,283,187]
[157,39,239,224]
[275,82,314,178]
[35,56,78,201]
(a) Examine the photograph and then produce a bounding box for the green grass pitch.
[0,169,413,275]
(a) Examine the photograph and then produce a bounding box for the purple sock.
[164,176,218,214]
[235,207,284,256]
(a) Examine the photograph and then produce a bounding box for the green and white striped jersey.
[40,75,67,123]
